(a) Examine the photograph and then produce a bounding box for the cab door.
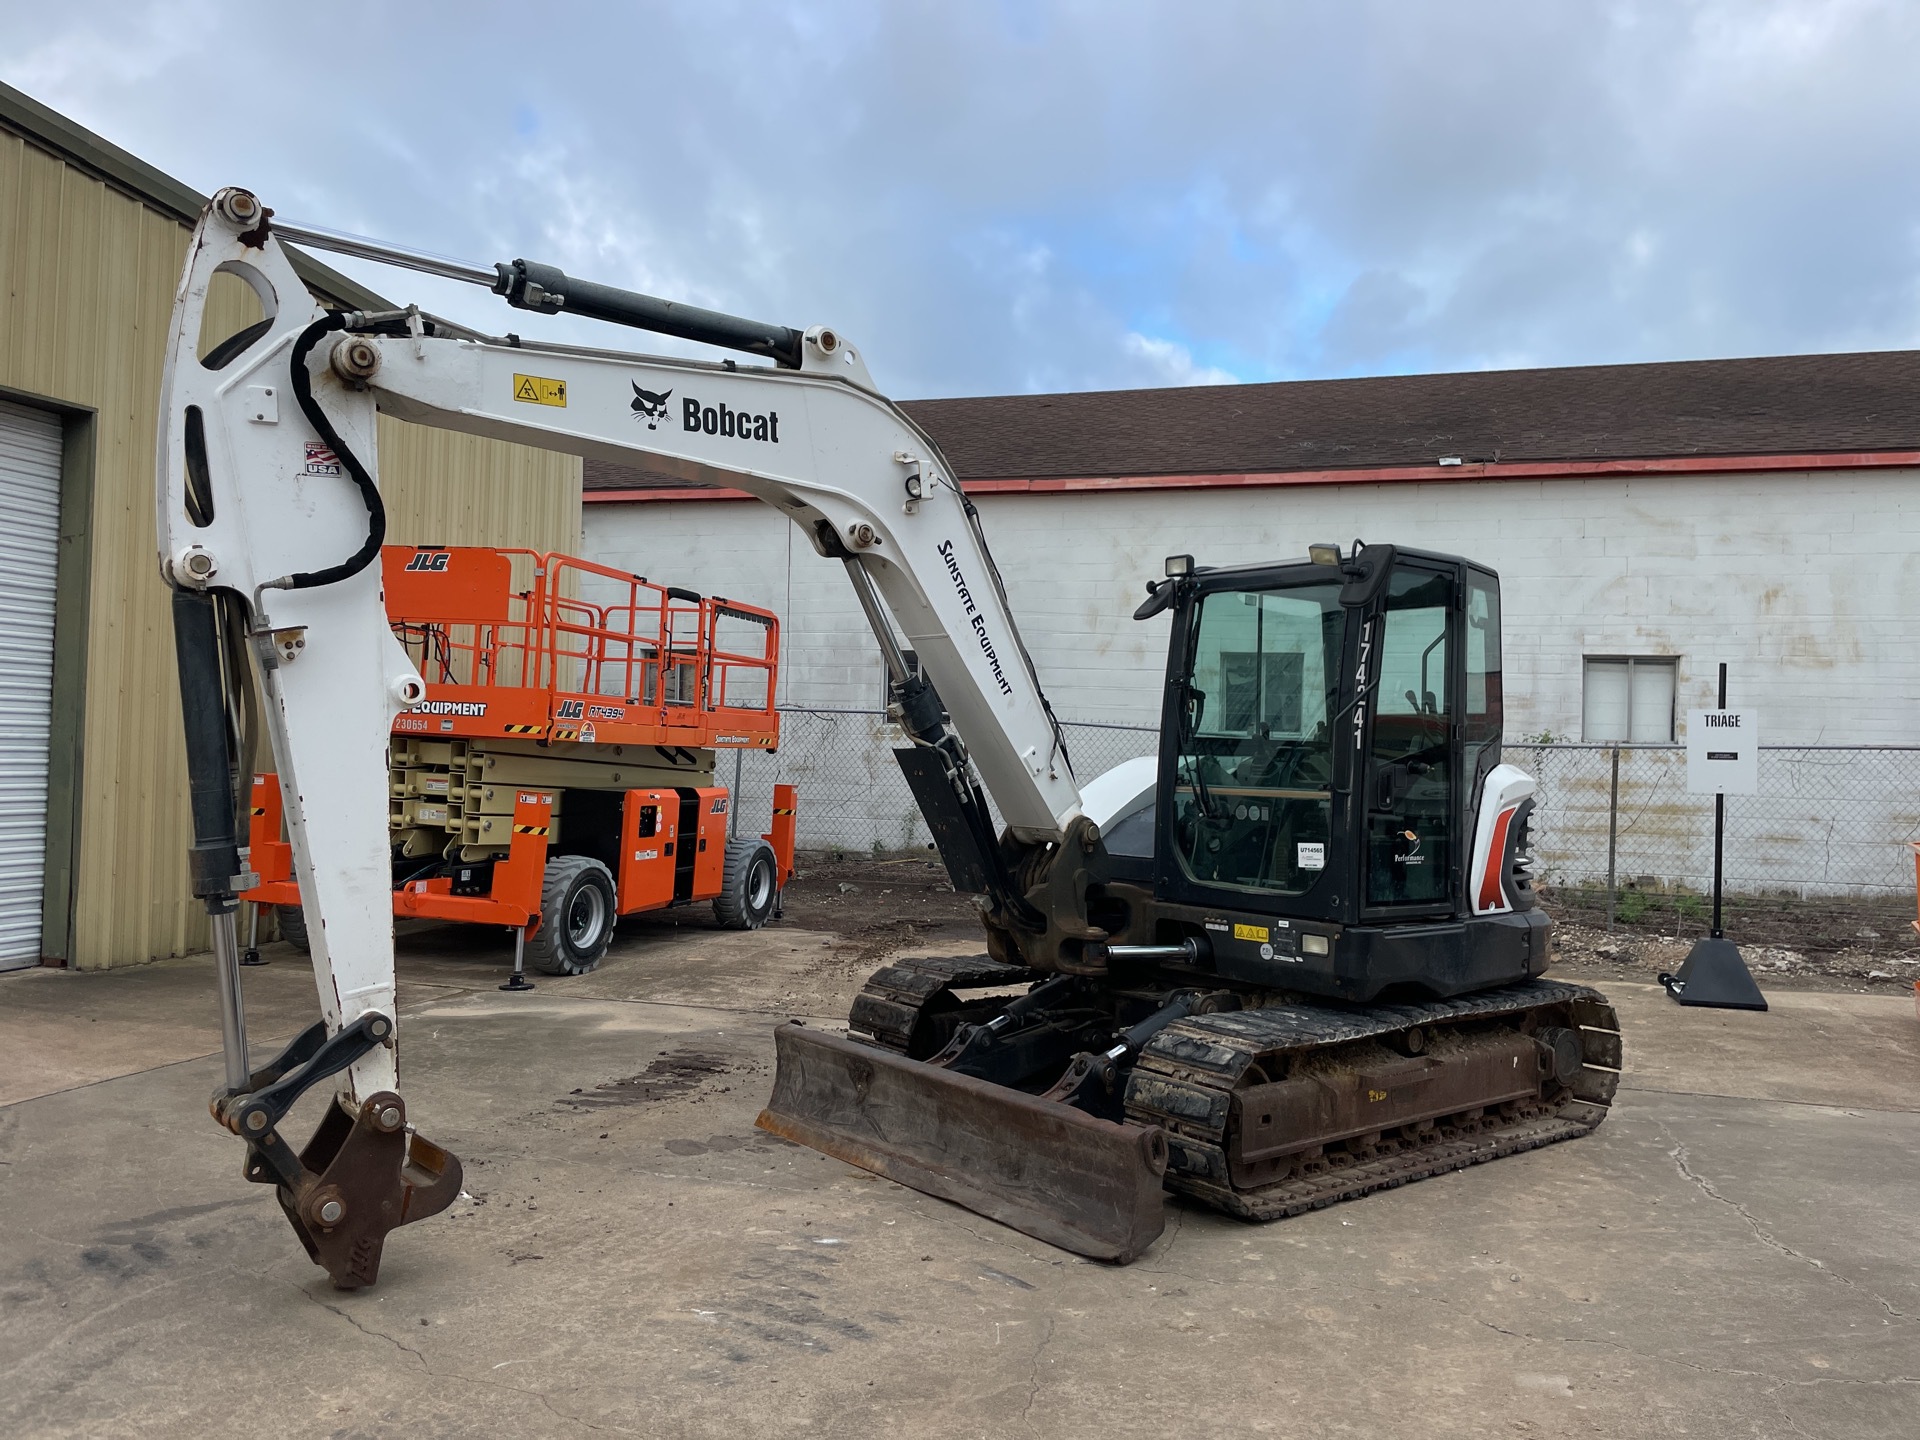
[1360,561,1460,918]
[1154,565,1353,923]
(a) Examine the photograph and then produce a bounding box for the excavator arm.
[159,191,1129,1286]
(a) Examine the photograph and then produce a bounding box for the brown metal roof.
[584,348,1920,494]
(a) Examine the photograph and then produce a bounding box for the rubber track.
[848,953,1039,1054]
[1127,979,1622,1220]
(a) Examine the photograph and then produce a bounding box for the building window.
[1582,657,1677,743]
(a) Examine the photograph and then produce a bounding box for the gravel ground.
[757,852,1918,1001]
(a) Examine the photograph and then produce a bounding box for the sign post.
[1659,664,1767,1011]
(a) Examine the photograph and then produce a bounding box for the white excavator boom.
[156,190,1092,1286]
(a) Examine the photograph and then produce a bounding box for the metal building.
[0,83,583,970]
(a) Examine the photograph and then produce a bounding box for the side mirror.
[1339,544,1398,607]
[1133,579,1177,621]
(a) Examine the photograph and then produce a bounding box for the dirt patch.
[1546,916,1920,996]
[777,853,983,969]
[610,852,982,972]
[558,1049,737,1109]
[1541,882,1918,960]
[662,1134,792,1157]
[1541,880,1919,995]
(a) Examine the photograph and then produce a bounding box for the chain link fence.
[1508,743,1920,948]
[724,708,1158,854]
[725,715,1919,948]
[1507,744,1920,898]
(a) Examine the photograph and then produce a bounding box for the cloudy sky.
[6,0,1918,398]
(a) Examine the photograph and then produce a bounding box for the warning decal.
[513,373,568,407]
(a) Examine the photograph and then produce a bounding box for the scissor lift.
[243,545,797,979]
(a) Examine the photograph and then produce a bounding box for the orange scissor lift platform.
[243,546,797,977]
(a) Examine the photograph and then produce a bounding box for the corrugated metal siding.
[377,418,580,551]
[0,398,60,967]
[0,127,580,968]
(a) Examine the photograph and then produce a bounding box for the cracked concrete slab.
[1,932,1915,1439]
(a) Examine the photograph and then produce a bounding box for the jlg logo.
[404,551,451,572]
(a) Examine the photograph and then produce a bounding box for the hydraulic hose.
[282,312,385,591]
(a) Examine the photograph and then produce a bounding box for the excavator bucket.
[756,1023,1169,1262]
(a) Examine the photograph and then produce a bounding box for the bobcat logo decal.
[631,383,673,429]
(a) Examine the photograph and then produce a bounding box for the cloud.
[2,0,213,92]
[1120,334,1237,387]
[3,0,1917,398]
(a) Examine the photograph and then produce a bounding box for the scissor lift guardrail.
[242,546,796,973]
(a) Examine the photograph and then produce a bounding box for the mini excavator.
[159,191,1619,1287]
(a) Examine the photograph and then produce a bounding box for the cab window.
[1366,566,1453,907]
[1171,581,1341,896]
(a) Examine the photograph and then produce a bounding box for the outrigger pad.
[1660,938,1769,1012]
[756,1023,1168,1262]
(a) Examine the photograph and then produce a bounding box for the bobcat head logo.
[631,383,673,429]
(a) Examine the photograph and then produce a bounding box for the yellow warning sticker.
[1233,922,1270,942]
[513,373,568,407]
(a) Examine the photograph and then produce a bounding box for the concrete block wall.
[587,466,1920,747]
[586,468,1920,866]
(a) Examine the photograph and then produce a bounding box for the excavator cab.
[1097,543,1543,1002]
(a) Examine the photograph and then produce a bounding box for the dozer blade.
[756,1022,1168,1262]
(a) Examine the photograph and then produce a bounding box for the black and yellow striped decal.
[552,727,579,742]
[502,723,543,735]
[251,807,266,817]
[773,806,796,816]
[513,822,550,837]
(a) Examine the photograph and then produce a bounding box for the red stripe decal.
[1478,806,1517,913]
[581,448,1920,505]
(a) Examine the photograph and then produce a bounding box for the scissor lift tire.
[714,838,779,931]
[276,904,311,955]
[528,855,617,975]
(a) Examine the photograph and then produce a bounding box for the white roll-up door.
[0,399,62,970]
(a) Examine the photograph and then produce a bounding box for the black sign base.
[1659,937,1768,1011]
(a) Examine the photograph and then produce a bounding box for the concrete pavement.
[2,920,1916,1439]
